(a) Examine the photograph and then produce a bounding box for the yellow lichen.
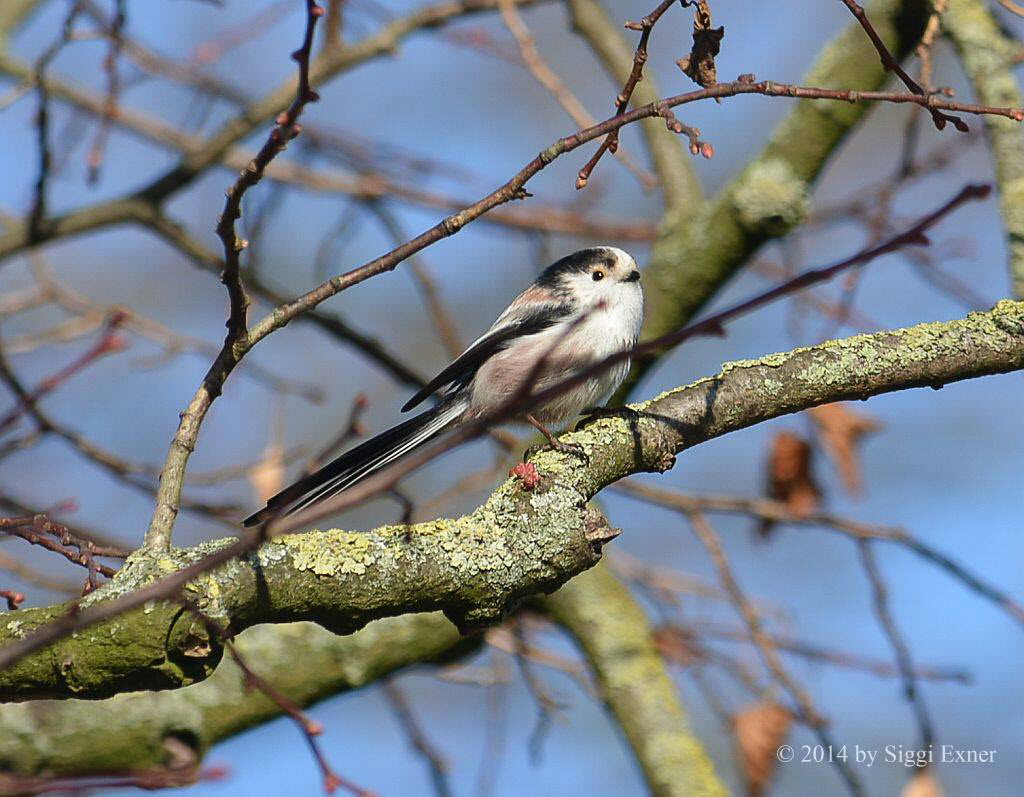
[282,532,377,577]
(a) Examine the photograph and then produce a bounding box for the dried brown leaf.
[761,431,820,537]
[677,0,724,88]
[652,626,697,668]
[901,768,944,797]
[808,403,882,497]
[250,441,285,504]
[734,701,793,797]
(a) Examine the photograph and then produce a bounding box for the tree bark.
[1,299,1020,702]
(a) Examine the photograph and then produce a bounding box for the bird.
[242,246,644,527]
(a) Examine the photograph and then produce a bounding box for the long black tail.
[242,398,466,527]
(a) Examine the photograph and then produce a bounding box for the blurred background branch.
[0,1,1022,795]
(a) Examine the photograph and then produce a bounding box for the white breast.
[470,286,644,426]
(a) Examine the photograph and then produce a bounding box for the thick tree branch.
[543,562,726,797]
[943,0,1024,298]
[0,300,1020,701]
[0,615,470,778]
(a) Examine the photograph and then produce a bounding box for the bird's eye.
[592,270,605,281]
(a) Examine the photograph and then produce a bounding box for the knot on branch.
[992,299,1024,337]
[732,158,809,236]
[441,215,464,235]
[582,508,621,552]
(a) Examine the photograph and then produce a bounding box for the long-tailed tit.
[243,246,643,527]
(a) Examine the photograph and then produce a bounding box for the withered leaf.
[808,403,881,497]
[901,768,944,797]
[734,701,793,797]
[677,0,724,88]
[761,431,820,537]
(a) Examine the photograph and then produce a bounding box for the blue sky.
[1,1,1022,795]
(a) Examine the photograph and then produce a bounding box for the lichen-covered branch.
[0,494,614,700]
[543,563,726,797]
[619,0,931,398]
[943,0,1024,299]
[0,614,471,778]
[0,0,42,41]
[0,300,1020,701]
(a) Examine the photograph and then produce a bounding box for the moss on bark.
[1,301,1020,702]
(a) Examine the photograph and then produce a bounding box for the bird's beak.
[625,270,641,282]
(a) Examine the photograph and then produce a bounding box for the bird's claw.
[523,443,545,462]
[549,439,589,461]
[524,439,589,462]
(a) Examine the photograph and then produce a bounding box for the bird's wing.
[401,301,573,412]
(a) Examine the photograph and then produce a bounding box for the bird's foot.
[524,439,588,462]
[548,439,589,461]
[525,412,589,462]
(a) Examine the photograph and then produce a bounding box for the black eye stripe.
[535,249,624,291]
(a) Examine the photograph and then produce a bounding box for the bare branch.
[144,0,325,551]
[685,509,862,795]
[857,540,935,748]
[0,300,1020,698]
[839,0,967,131]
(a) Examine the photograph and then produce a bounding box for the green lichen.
[944,0,1024,298]
[2,301,1019,702]
[282,532,377,577]
[731,158,810,236]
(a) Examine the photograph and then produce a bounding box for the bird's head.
[535,246,642,309]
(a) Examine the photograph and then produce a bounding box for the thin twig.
[28,1,86,241]
[856,540,934,748]
[685,509,863,796]
[675,623,970,683]
[364,201,464,358]
[215,1,324,347]
[0,315,127,434]
[301,394,369,475]
[182,599,371,797]
[382,679,452,797]
[0,335,244,526]
[999,0,1024,16]
[576,0,680,189]
[0,514,126,592]
[509,619,563,762]
[838,0,967,131]
[498,0,656,190]
[616,479,1024,629]
[226,639,370,795]
[0,550,79,596]
[144,0,325,551]
[85,0,126,184]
